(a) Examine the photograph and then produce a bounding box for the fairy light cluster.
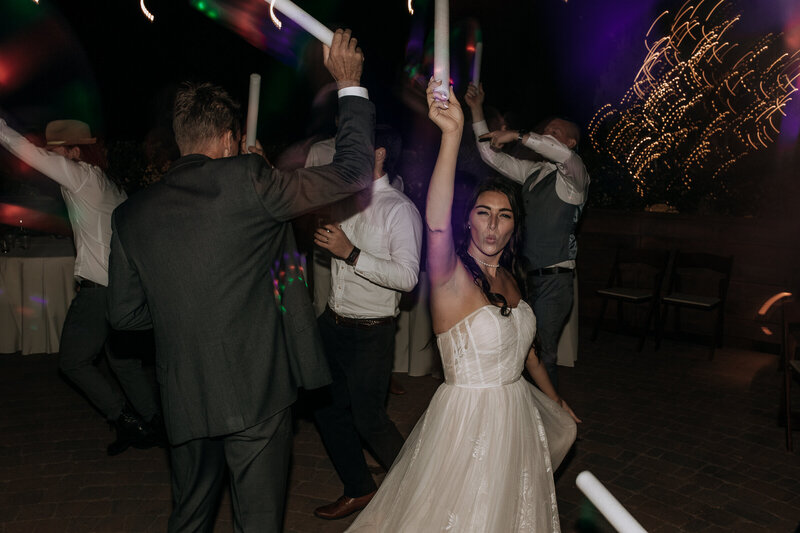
[589,0,800,202]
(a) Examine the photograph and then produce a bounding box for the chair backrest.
[608,247,670,292]
[783,294,800,367]
[668,252,733,298]
[783,294,800,326]
[673,252,732,275]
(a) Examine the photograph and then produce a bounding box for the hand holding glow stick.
[246,73,261,150]
[267,0,334,46]
[576,471,647,533]
[472,41,483,87]
[433,0,449,100]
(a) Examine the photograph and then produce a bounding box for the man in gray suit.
[107,29,374,532]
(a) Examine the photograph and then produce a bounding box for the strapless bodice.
[436,301,536,388]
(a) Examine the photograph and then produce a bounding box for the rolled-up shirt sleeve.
[353,202,422,293]
[522,133,590,205]
[471,120,543,185]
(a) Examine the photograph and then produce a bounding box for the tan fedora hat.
[45,120,97,145]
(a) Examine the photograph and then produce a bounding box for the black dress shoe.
[107,406,156,456]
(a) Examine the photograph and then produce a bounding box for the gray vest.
[522,168,584,270]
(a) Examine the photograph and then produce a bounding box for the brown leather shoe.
[314,491,376,520]
[389,375,406,395]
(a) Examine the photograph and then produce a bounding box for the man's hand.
[323,29,364,89]
[427,79,464,135]
[479,129,518,150]
[464,83,485,110]
[314,224,354,260]
[240,137,274,166]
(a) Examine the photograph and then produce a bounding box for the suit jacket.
[107,95,375,445]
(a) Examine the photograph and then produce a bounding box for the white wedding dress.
[346,301,577,532]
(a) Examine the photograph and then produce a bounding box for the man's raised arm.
[253,28,375,221]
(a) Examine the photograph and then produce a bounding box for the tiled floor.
[1,331,798,532]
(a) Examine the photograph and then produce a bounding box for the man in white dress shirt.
[0,118,161,454]
[465,84,589,391]
[306,131,409,395]
[311,125,423,520]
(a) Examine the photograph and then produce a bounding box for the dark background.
[1,0,799,215]
[2,0,701,140]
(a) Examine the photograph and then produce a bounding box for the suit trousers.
[58,285,159,421]
[314,311,405,497]
[167,407,292,533]
[527,271,575,391]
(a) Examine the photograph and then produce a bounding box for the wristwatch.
[517,129,528,142]
[345,246,361,266]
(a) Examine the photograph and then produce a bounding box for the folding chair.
[591,247,670,351]
[656,252,733,360]
[783,295,800,451]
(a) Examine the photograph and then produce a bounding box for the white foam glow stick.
[246,74,261,150]
[472,41,483,86]
[267,0,334,46]
[576,471,647,533]
[433,0,449,100]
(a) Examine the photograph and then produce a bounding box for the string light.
[589,0,800,203]
[140,0,154,22]
[269,0,282,30]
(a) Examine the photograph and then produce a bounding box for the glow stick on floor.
[246,74,261,150]
[433,0,449,100]
[267,0,334,46]
[576,471,647,533]
[472,41,483,86]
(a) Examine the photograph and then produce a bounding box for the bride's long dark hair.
[456,176,526,316]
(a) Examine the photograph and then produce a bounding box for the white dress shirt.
[0,120,127,285]
[327,174,423,319]
[304,137,336,168]
[472,119,590,268]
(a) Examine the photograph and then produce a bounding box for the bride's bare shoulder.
[430,262,487,334]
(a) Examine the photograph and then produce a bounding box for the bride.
[346,80,580,532]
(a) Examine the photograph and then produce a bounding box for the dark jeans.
[527,271,574,391]
[58,285,158,421]
[314,311,404,497]
[168,408,292,533]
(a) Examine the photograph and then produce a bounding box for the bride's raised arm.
[425,79,464,290]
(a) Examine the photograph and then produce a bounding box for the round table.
[0,235,76,355]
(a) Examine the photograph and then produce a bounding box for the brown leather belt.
[325,307,395,328]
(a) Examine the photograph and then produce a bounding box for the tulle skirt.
[346,378,577,532]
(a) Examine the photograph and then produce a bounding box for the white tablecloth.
[394,272,439,377]
[0,236,76,355]
[557,273,579,367]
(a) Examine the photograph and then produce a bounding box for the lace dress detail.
[346,301,577,532]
